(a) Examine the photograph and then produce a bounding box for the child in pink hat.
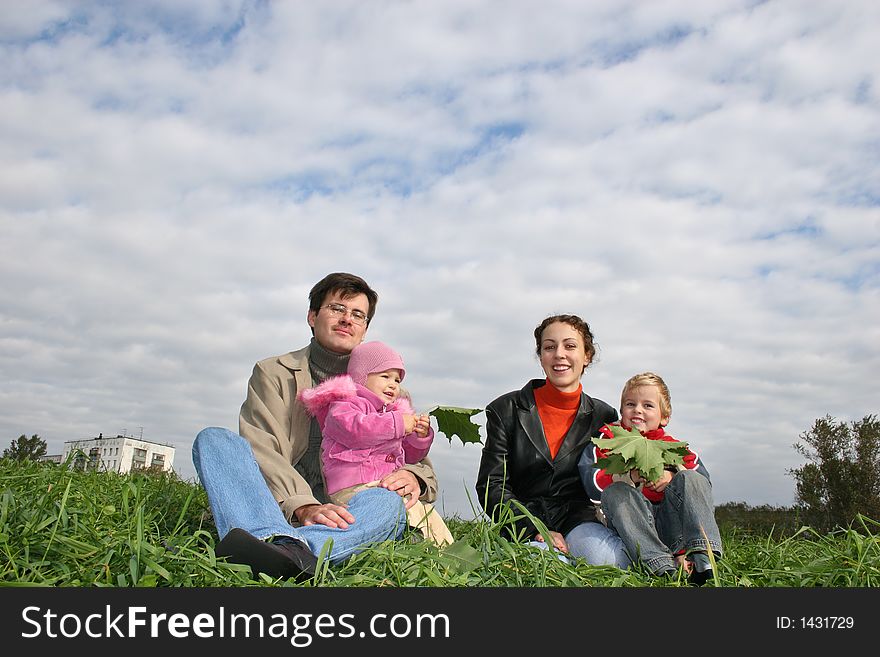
[298,341,453,546]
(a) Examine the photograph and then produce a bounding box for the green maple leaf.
[439,540,482,574]
[592,424,690,482]
[595,452,632,474]
[428,406,483,445]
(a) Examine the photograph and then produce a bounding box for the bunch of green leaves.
[591,424,691,482]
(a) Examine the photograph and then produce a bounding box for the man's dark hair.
[308,272,378,322]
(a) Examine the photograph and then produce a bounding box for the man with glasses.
[192,273,438,580]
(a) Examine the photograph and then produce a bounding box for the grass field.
[2,459,878,587]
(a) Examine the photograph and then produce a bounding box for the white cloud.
[2,0,878,519]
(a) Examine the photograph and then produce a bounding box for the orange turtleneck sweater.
[534,380,582,459]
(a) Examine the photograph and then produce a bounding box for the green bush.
[789,414,880,532]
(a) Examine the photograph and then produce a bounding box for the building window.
[131,448,147,470]
[151,453,166,469]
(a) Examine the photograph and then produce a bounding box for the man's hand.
[294,502,356,529]
[379,469,421,510]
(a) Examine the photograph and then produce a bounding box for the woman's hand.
[534,530,569,553]
[379,469,421,509]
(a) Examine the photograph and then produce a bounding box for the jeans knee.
[566,522,630,568]
[194,426,241,454]
[353,487,406,518]
[678,468,697,482]
[354,488,408,538]
[603,481,640,507]
[604,540,632,569]
[192,427,249,472]
[675,469,710,493]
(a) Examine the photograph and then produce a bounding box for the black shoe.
[687,551,713,586]
[215,528,318,580]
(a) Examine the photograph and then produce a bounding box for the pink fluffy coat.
[297,375,434,495]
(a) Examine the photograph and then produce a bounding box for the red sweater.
[534,380,581,459]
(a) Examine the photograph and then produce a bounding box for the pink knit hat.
[347,341,406,386]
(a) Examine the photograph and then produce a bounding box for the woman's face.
[539,321,589,392]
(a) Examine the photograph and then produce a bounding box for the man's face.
[307,291,370,354]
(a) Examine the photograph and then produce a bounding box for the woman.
[475,314,630,566]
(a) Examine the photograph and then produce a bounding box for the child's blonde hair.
[621,372,672,420]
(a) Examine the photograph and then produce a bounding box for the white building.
[62,433,176,474]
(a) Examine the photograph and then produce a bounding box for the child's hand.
[628,469,645,487]
[402,414,416,434]
[413,414,431,437]
[645,469,674,493]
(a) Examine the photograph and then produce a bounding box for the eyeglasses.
[322,303,369,326]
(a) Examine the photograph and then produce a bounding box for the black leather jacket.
[475,379,618,539]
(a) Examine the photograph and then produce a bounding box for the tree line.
[2,433,47,461]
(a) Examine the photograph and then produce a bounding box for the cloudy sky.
[2,0,878,520]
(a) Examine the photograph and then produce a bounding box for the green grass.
[2,459,878,587]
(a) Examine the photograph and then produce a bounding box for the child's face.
[620,385,668,432]
[365,368,403,404]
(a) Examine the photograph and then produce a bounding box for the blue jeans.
[565,521,631,568]
[527,522,630,567]
[601,470,723,574]
[192,427,407,564]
